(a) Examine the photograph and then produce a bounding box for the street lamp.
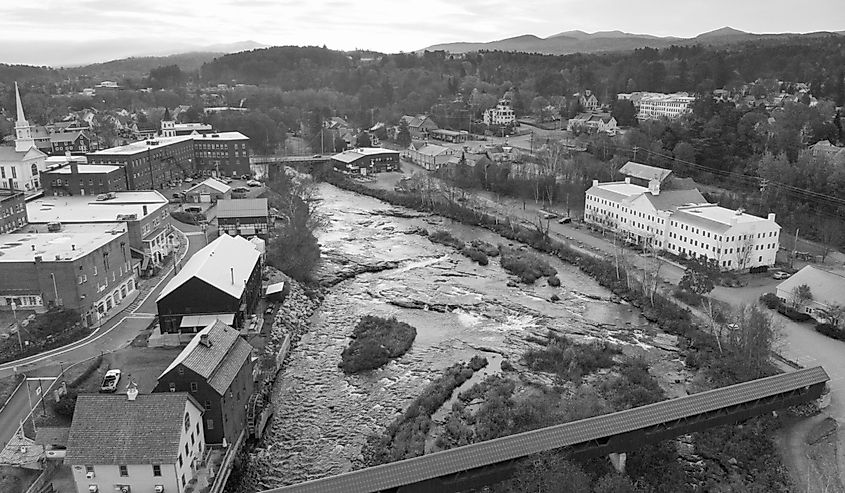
[11,301,22,352]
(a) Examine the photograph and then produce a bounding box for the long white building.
[585,162,780,271]
[618,92,695,121]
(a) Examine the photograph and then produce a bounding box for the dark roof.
[267,367,828,493]
[217,198,268,218]
[65,393,199,465]
[619,161,672,183]
[662,176,699,191]
[159,320,253,395]
[49,131,87,143]
[35,427,70,447]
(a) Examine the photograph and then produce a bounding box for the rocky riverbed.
[234,184,689,491]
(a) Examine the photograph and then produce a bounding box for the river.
[238,183,683,491]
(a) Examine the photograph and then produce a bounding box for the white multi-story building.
[483,99,516,126]
[617,92,695,121]
[0,82,48,191]
[584,162,780,271]
[66,391,206,493]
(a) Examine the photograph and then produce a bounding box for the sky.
[1,0,844,66]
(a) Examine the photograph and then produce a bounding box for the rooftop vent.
[735,208,745,215]
[127,385,138,401]
[199,333,211,347]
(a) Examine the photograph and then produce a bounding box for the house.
[154,320,255,446]
[184,178,231,203]
[584,161,780,271]
[775,266,845,322]
[406,143,455,171]
[809,140,845,165]
[49,130,98,155]
[399,115,439,139]
[65,391,205,493]
[483,99,516,126]
[156,234,262,334]
[567,113,617,135]
[576,90,599,112]
[216,198,269,238]
[330,148,399,175]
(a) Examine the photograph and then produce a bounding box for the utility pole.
[632,146,639,161]
[791,228,800,268]
[11,301,21,351]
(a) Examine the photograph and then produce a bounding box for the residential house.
[184,178,231,203]
[154,320,255,446]
[576,90,599,112]
[775,266,845,322]
[399,115,439,140]
[216,198,269,238]
[156,234,262,333]
[483,99,516,126]
[65,391,205,493]
[567,113,618,135]
[49,130,98,155]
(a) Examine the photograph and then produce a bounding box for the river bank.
[231,182,687,492]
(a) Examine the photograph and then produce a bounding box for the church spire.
[15,81,27,125]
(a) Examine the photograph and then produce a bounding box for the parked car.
[223,177,233,184]
[772,271,791,280]
[100,369,121,393]
[246,179,262,187]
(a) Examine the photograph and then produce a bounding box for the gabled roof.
[216,198,268,218]
[776,266,845,308]
[65,393,200,465]
[157,234,260,301]
[416,143,451,157]
[49,130,88,143]
[619,161,672,183]
[159,320,253,395]
[186,177,231,194]
[641,189,706,212]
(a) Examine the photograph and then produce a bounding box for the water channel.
[241,183,683,490]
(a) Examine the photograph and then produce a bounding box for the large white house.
[585,162,780,271]
[483,99,516,126]
[66,391,205,493]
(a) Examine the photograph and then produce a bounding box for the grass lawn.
[0,466,38,493]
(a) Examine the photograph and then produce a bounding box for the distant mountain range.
[0,40,267,68]
[422,27,845,55]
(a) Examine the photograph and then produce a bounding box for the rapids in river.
[240,183,682,490]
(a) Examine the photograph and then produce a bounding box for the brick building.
[0,189,26,234]
[192,132,251,177]
[87,136,195,190]
[41,161,128,196]
[0,223,136,324]
[216,198,269,238]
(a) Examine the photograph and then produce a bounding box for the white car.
[246,179,262,187]
[772,271,791,280]
[100,369,121,393]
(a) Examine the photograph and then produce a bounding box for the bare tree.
[791,284,813,310]
[819,217,843,263]
[735,234,755,271]
[724,305,780,379]
[639,234,663,306]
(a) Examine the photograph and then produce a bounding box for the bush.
[523,332,619,381]
[69,355,104,388]
[461,246,489,265]
[339,316,416,373]
[53,389,78,417]
[776,304,812,322]
[673,288,703,306]
[470,239,499,257]
[468,355,488,371]
[817,323,845,341]
[428,230,465,250]
[499,247,557,284]
[759,292,781,309]
[170,210,206,225]
[548,275,561,287]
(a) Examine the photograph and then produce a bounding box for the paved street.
[0,377,54,452]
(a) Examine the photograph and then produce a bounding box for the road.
[0,377,54,452]
[0,211,206,453]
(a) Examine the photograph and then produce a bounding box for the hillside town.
[0,14,844,493]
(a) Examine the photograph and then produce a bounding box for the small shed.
[185,177,231,203]
[265,282,289,302]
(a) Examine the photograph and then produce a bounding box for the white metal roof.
[157,234,260,301]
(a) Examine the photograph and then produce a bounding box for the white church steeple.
[14,82,36,153]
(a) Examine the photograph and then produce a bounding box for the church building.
[0,82,48,191]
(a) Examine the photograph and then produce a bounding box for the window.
[85,466,94,474]
[119,465,128,477]
[204,400,211,410]
[153,464,161,476]
[190,382,198,392]
[178,454,183,467]
[185,443,189,457]
[207,419,214,430]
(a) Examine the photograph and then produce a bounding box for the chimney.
[142,205,148,215]
[592,179,599,187]
[199,333,211,347]
[648,179,660,196]
[624,177,631,184]
[71,244,75,250]
[767,212,776,222]
[127,385,138,401]
[230,267,235,284]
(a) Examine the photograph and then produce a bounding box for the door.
[200,193,211,203]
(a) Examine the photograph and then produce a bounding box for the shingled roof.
[65,393,200,465]
[159,320,253,395]
[619,161,672,183]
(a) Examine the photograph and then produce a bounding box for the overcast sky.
[1,0,844,66]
